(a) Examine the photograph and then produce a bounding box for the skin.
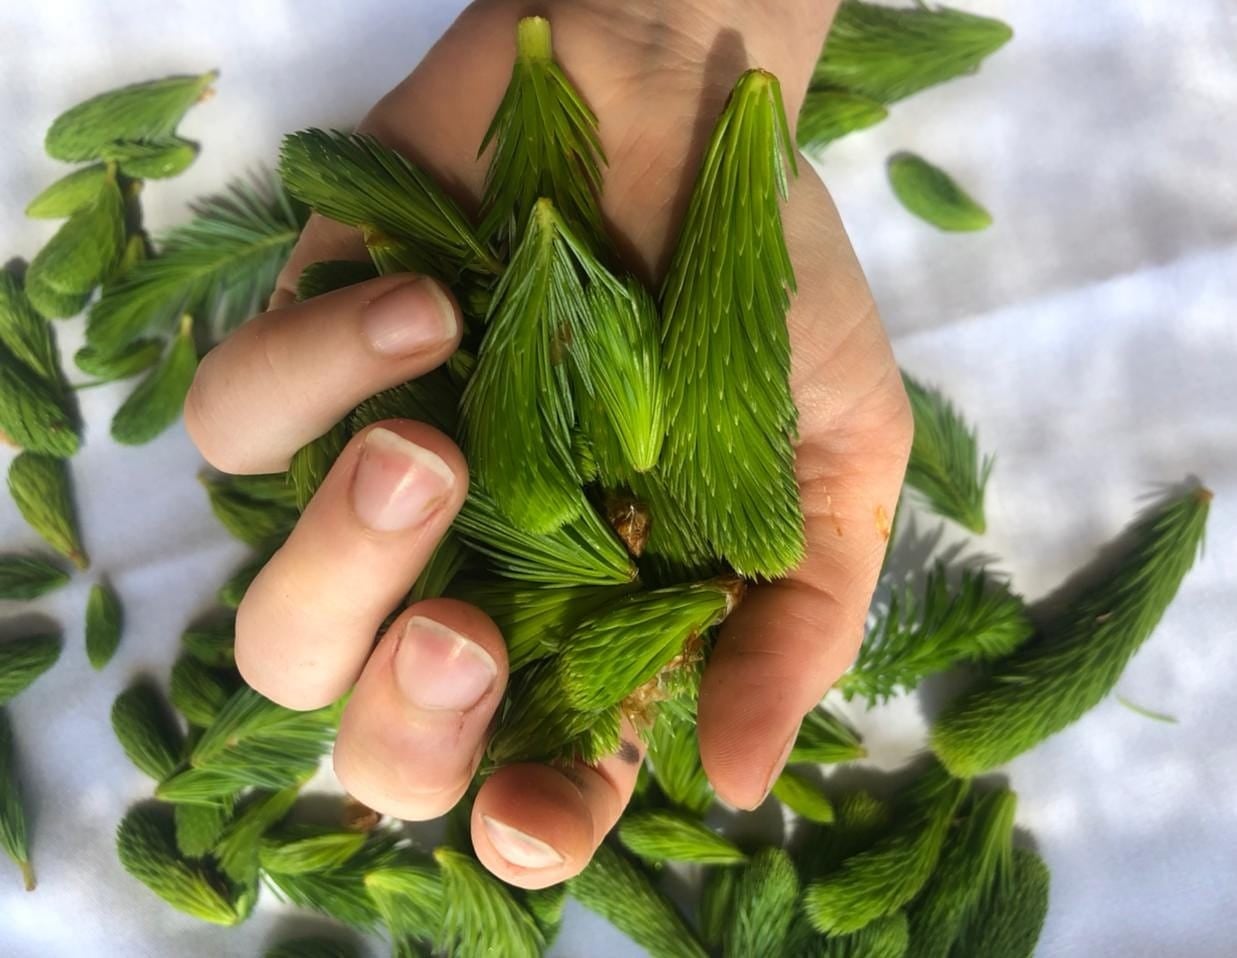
[185,0,911,889]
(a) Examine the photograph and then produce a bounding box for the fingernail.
[481,815,564,869]
[757,727,800,806]
[362,277,458,356]
[394,616,497,712]
[351,428,455,532]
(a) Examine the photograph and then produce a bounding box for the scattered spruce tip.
[0,270,67,387]
[180,618,236,667]
[258,828,369,875]
[364,863,446,949]
[110,313,199,445]
[173,797,233,859]
[949,847,1049,958]
[200,471,298,548]
[435,847,546,958]
[0,555,69,601]
[214,786,300,886]
[932,484,1212,777]
[264,939,361,958]
[643,711,714,815]
[295,259,379,302]
[74,338,165,382]
[0,709,35,890]
[771,768,836,824]
[115,803,242,926]
[698,866,739,950]
[618,809,748,866]
[797,90,889,152]
[99,136,200,180]
[789,704,867,765]
[0,338,79,458]
[0,634,62,704]
[110,680,186,782]
[45,71,218,163]
[802,912,911,958]
[902,371,993,533]
[886,153,992,233]
[169,653,237,728]
[264,829,402,930]
[811,0,1013,105]
[839,564,1032,704]
[25,164,111,219]
[526,882,569,945]
[85,580,123,669]
[722,847,800,958]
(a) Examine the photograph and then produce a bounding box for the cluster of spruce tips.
[0,5,1216,958]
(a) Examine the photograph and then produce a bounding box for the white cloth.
[1,1,1235,956]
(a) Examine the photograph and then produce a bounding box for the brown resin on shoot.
[606,495,651,557]
[341,795,381,832]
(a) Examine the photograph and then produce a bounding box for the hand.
[185,0,910,888]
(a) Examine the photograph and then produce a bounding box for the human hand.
[184,0,911,889]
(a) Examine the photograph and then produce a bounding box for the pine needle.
[0,711,35,890]
[933,486,1211,777]
[803,767,969,935]
[723,848,800,958]
[435,847,545,958]
[0,555,69,601]
[85,581,124,669]
[811,1,1012,105]
[797,90,889,153]
[279,129,500,279]
[115,803,241,926]
[619,810,747,866]
[948,848,1049,958]
[478,16,605,246]
[0,635,61,704]
[454,486,635,586]
[660,69,803,578]
[1115,694,1179,725]
[6,453,88,568]
[902,372,992,533]
[25,168,125,318]
[905,788,1016,958]
[45,72,217,162]
[841,565,1031,703]
[790,705,867,764]
[87,175,301,352]
[560,579,735,712]
[110,314,199,445]
[569,842,708,958]
[887,153,991,232]
[110,680,186,782]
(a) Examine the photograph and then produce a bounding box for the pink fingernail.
[362,277,458,356]
[394,616,497,712]
[482,815,564,869]
[351,428,455,532]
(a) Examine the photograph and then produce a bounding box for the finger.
[333,599,507,820]
[186,273,461,475]
[697,170,913,811]
[470,721,646,889]
[235,420,468,710]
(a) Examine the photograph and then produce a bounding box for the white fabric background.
[1,1,1235,956]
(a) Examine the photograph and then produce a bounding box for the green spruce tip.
[116,803,241,925]
[25,164,110,219]
[559,578,739,713]
[526,883,569,945]
[0,635,62,704]
[812,1,1012,105]
[902,372,993,533]
[217,551,272,608]
[201,471,298,548]
[0,555,69,601]
[458,200,593,534]
[111,314,198,445]
[45,71,217,162]
[296,259,379,302]
[932,485,1212,777]
[265,830,401,930]
[840,564,1032,704]
[434,847,545,958]
[365,863,446,947]
[110,680,186,781]
[618,809,748,865]
[887,153,991,232]
[87,175,302,354]
[100,137,199,179]
[797,90,889,152]
[173,798,234,859]
[659,69,804,578]
[0,710,35,890]
[799,913,911,958]
[479,16,605,245]
[905,788,1016,958]
[7,452,88,569]
[698,867,739,950]
[772,768,836,824]
[74,339,165,382]
[643,711,714,815]
[278,128,501,278]
[265,939,361,958]
[723,847,800,958]
[290,421,351,511]
[259,828,368,874]
[949,848,1049,958]
[569,842,708,958]
[169,653,238,728]
[85,581,124,669]
[795,789,893,882]
[180,618,236,668]
[0,270,65,386]
[213,786,300,886]
[804,767,969,935]
[790,705,867,764]
[25,169,125,318]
